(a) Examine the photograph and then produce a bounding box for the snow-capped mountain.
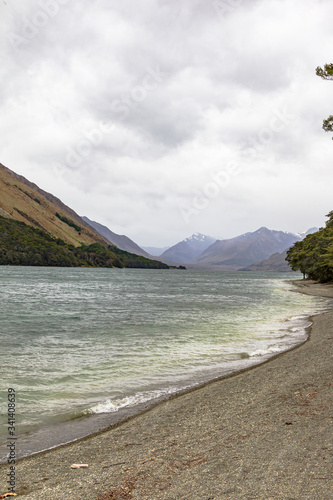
[160,233,217,263]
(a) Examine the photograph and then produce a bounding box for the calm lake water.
[0,267,330,461]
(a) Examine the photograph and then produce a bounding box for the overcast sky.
[1,0,332,246]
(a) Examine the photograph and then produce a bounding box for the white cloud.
[0,0,332,246]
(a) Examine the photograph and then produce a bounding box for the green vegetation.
[55,212,82,232]
[286,212,333,283]
[316,63,333,137]
[0,216,169,269]
[316,63,333,80]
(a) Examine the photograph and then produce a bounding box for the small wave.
[85,386,182,415]
[250,345,285,357]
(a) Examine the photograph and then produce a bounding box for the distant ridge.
[239,250,292,272]
[82,216,151,258]
[296,227,319,239]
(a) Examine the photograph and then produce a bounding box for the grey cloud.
[0,0,332,245]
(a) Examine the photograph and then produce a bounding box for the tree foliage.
[322,115,333,133]
[316,63,333,137]
[0,216,169,269]
[55,212,82,232]
[286,211,333,283]
[315,63,333,80]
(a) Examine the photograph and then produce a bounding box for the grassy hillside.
[0,216,169,269]
[0,163,109,247]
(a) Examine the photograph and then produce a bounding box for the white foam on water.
[85,386,184,415]
[249,345,286,357]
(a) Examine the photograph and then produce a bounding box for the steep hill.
[161,233,216,264]
[0,163,170,269]
[0,216,169,269]
[191,227,301,269]
[0,163,108,247]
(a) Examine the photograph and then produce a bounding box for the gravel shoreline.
[1,279,332,499]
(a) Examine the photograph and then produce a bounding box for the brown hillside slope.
[0,162,108,247]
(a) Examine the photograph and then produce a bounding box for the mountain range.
[239,228,318,272]
[0,161,318,272]
[188,227,318,270]
[143,228,318,270]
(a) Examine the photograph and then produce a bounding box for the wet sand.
[1,280,332,499]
